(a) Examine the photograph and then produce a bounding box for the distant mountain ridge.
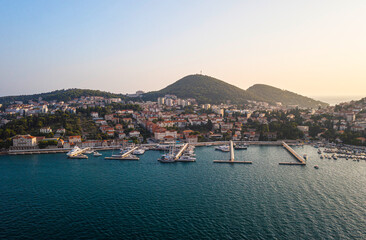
[0,89,125,104]
[246,84,327,108]
[0,75,328,108]
[143,74,328,108]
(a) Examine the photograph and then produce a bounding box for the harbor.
[1,144,364,240]
[3,141,365,167]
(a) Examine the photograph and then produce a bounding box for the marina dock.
[280,141,306,165]
[174,143,192,161]
[105,146,139,160]
[214,141,252,164]
[68,147,91,157]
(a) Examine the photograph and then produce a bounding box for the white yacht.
[67,146,85,157]
[215,145,230,152]
[234,143,248,150]
[133,148,145,155]
[178,155,196,161]
[158,153,175,163]
[93,151,102,157]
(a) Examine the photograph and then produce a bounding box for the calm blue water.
[0,145,365,239]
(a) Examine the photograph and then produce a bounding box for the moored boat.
[234,143,248,150]
[215,145,230,152]
[93,151,102,157]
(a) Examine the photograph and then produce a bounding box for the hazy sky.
[0,0,365,99]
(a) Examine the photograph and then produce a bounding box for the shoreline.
[0,141,302,156]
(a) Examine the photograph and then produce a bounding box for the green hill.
[0,75,328,108]
[142,74,259,104]
[0,89,126,104]
[247,84,328,108]
[143,74,327,108]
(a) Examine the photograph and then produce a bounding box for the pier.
[175,143,196,162]
[68,147,91,157]
[174,143,189,160]
[279,141,306,165]
[214,141,252,164]
[105,146,139,160]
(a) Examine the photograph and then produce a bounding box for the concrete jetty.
[174,143,189,160]
[280,141,306,165]
[105,146,139,160]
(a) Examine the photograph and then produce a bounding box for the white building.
[40,127,52,134]
[154,130,177,141]
[346,113,355,122]
[12,135,37,149]
[129,131,140,138]
[165,98,174,107]
[91,112,99,118]
[157,97,165,105]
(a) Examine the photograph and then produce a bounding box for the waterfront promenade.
[1,140,303,155]
[2,141,302,155]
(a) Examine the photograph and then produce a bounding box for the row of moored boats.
[316,147,365,161]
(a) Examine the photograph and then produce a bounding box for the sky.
[0,0,365,101]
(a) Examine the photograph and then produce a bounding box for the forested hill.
[142,74,260,104]
[142,74,328,108]
[247,84,328,108]
[0,75,328,108]
[0,89,126,104]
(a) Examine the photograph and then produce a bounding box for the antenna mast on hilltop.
[200,70,202,75]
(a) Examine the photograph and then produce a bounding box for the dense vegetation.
[0,111,83,140]
[143,74,260,104]
[247,84,328,108]
[0,89,127,104]
[77,103,142,116]
[0,75,328,109]
[142,74,328,108]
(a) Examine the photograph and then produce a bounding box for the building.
[297,126,309,137]
[118,132,126,139]
[220,122,233,133]
[12,135,37,150]
[154,130,177,141]
[129,131,140,138]
[346,113,356,122]
[186,135,198,143]
[91,112,99,118]
[56,128,66,134]
[68,136,82,144]
[40,127,52,134]
[157,97,165,105]
[165,98,174,107]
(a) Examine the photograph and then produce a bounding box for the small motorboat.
[215,145,230,152]
[93,151,102,157]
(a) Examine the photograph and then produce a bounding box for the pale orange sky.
[0,1,365,98]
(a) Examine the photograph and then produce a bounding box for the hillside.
[0,75,328,108]
[142,74,260,104]
[0,89,126,104]
[247,84,328,108]
[143,74,328,108]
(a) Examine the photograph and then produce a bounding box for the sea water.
[0,145,365,239]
